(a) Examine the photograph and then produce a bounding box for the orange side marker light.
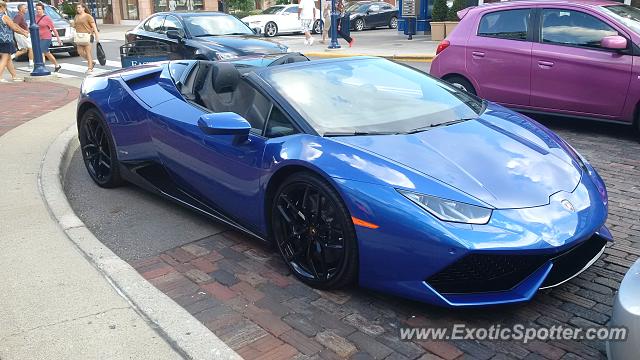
[351,217,379,229]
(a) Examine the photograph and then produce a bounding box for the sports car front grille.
[427,253,549,294]
[426,234,607,295]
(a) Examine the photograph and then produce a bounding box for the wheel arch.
[441,73,479,95]
[76,100,101,132]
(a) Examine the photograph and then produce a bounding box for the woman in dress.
[73,3,99,74]
[0,0,29,82]
[35,2,62,72]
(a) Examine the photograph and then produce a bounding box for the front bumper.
[337,168,609,307]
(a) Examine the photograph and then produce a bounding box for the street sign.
[402,0,416,18]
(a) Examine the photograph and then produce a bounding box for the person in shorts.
[13,4,33,67]
[0,0,29,82]
[298,0,316,45]
[74,3,99,74]
[35,2,62,72]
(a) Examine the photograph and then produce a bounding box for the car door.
[365,4,383,27]
[530,8,633,118]
[466,8,533,107]
[149,74,273,231]
[162,15,193,60]
[281,6,301,32]
[380,3,396,27]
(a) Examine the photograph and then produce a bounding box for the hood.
[194,36,288,55]
[242,15,277,23]
[333,107,582,209]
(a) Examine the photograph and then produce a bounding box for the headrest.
[212,62,240,93]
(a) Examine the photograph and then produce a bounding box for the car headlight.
[398,190,492,225]
[216,52,238,60]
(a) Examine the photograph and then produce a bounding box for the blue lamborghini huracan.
[77,54,612,307]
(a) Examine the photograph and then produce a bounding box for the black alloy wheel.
[79,109,122,188]
[271,172,358,289]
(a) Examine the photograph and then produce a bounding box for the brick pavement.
[130,119,640,360]
[0,81,79,137]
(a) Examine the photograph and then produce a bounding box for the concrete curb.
[39,124,242,360]
[302,51,434,62]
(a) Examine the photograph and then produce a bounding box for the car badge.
[561,199,575,212]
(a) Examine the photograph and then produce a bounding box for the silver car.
[607,258,640,360]
[7,2,77,57]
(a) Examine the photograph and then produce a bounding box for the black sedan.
[347,1,398,31]
[125,12,289,61]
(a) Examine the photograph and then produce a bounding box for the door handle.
[538,60,554,68]
[472,51,485,58]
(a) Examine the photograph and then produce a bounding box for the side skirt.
[119,161,269,244]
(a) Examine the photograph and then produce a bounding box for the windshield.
[262,6,284,14]
[260,58,484,135]
[601,5,640,36]
[183,14,253,36]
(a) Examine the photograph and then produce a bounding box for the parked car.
[347,1,398,31]
[242,5,323,37]
[7,2,77,58]
[125,12,289,61]
[77,56,610,307]
[607,258,640,360]
[430,0,640,133]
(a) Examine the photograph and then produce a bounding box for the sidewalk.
[0,81,238,359]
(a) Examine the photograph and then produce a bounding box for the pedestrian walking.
[0,0,29,82]
[169,0,177,12]
[13,4,33,67]
[35,2,62,72]
[321,0,330,44]
[337,0,354,47]
[298,0,316,45]
[73,3,99,74]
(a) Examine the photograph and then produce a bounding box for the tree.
[448,0,466,21]
[227,0,255,12]
[431,0,448,22]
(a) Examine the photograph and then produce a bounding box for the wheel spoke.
[281,194,307,222]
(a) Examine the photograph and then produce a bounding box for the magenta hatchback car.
[430,0,640,132]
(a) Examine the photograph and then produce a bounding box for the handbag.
[96,42,106,66]
[74,32,91,45]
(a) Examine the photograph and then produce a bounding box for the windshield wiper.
[220,32,252,36]
[323,131,400,137]
[406,118,474,134]
[194,34,219,37]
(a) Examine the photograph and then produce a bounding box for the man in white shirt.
[298,0,316,45]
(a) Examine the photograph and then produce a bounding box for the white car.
[243,4,323,37]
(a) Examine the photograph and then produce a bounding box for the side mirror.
[166,30,184,41]
[198,112,251,137]
[601,35,627,50]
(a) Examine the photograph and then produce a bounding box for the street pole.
[328,0,340,49]
[27,0,50,76]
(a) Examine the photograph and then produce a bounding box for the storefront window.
[121,0,139,20]
[154,0,204,12]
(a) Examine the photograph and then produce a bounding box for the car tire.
[79,108,123,188]
[265,22,278,37]
[68,47,79,57]
[271,172,358,289]
[313,19,322,34]
[389,16,398,29]
[354,18,365,31]
[445,75,477,96]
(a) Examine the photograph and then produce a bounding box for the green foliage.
[276,0,291,4]
[59,1,76,18]
[431,0,448,22]
[447,0,466,21]
[227,0,255,13]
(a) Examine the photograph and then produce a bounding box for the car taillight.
[436,40,450,55]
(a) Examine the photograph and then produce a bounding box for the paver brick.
[283,313,321,337]
[524,341,566,360]
[231,281,265,302]
[418,341,463,360]
[190,257,218,273]
[182,243,210,257]
[348,331,394,359]
[280,329,324,356]
[184,269,212,284]
[201,281,237,301]
[247,308,292,336]
[344,313,386,336]
[377,333,425,359]
[315,330,358,358]
[166,247,196,263]
[211,269,239,287]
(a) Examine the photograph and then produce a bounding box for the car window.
[44,6,64,21]
[163,16,184,33]
[183,14,253,36]
[144,16,166,33]
[286,6,299,14]
[370,5,380,12]
[601,5,640,36]
[262,6,284,14]
[478,9,531,41]
[541,9,618,49]
[265,106,298,138]
[381,4,393,11]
